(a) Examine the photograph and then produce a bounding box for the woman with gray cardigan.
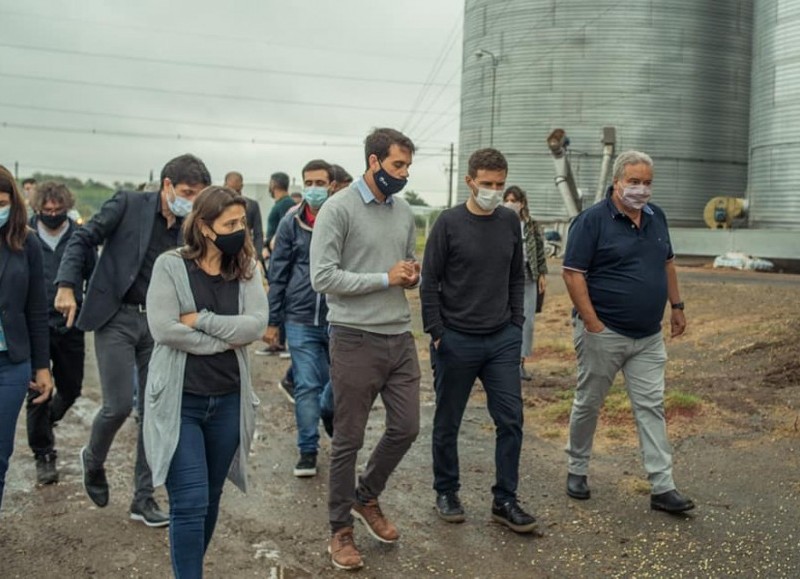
[144,186,268,578]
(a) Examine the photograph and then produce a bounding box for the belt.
[121,302,147,313]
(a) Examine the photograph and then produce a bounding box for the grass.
[664,391,703,414]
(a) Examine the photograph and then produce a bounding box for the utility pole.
[448,142,454,208]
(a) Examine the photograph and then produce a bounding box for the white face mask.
[503,201,522,214]
[620,184,652,210]
[474,187,501,212]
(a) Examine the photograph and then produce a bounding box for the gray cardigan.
[143,250,268,492]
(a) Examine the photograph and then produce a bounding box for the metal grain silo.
[458,0,753,226]
[748,0,800,229]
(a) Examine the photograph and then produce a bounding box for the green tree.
[403,190,429,206]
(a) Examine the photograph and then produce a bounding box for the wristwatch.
[671,301,685,310]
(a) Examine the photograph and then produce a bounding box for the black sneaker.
[436,491,465,523]
[35,453,59,485]
[491,499,537,533]
[293,453,317,477]
[130,497,169,527]
[277,378,295,404]
[80,446,109,507]
[321,413,334,439]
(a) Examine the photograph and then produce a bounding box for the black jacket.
[267,202,328,327]
[56,190,164,332]
[244,197,264,258]
[0,230,49,369]
[29,217,97,329]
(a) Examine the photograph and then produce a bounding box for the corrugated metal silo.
[748,0,800,229]
[458,0,753,226]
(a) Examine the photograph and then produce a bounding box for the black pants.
[27,326,85,457]
[431,324,524,502]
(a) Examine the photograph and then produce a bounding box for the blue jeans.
[285,322,330,454]
[166,392,240,579]
[0,353,31,511]
[431,324,524,502]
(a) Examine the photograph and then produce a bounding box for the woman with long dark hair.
[143,186,268,577]
[503,186,548,381]
[0,165,53,509]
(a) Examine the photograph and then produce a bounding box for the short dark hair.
[160,154,211,190]
[22,178,37,187]
[330,164,353,184]
[364,128,415,169]
[468,148,508,178]
[270,172,290,191]
[302,159,333,182]
[33,181,75,212]
[224,171,243,183]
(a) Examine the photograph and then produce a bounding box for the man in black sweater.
[421,148,536,534]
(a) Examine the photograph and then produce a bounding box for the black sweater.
[420,203,524,341]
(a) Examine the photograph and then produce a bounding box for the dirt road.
[2,265,799,578]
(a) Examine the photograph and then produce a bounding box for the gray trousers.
[328,326,420,532]
[521,279,538,358]
[86,306,154,504]
[566,317,675,494]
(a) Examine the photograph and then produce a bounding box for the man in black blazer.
[55,154,211,527]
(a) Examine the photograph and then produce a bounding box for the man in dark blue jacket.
[26,182,96,486]
[266,159,333,477]
[55,154,211,526]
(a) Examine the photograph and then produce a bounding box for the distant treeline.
[25,173,140,219]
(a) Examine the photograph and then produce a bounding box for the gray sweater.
[143,250,268,492]
[310,182,417,335]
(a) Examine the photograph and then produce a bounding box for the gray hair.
[612,150,653,181]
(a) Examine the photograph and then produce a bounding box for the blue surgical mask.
[167,186,193,217]
[303,186,329,209]
[0,205,10,228]
[374,161,407,197]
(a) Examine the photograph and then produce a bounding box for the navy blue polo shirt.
[563,194,674,339]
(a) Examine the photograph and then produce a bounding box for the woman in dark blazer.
[0,165,53,509]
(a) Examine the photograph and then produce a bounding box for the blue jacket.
[0,230,49,369]
[267,202,328,327]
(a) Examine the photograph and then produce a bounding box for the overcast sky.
[0,0,463,206]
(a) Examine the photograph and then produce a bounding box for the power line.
[0,42,453,88]
[401,18,462,132]
[0,101,452,146]
[0,72,458,116]
[405,66,461,137]
[0,119,457,154]
[0,8,440,63]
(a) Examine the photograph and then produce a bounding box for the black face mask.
[374,161,407,197]
[40,212,68,229]
[212,229,246,256]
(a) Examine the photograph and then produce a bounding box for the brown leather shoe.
[328,527,363,570]
[351,498,400,543]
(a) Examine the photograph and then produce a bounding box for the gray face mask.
[474,187,501,212]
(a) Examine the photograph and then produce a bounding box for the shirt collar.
[356,176,394,205]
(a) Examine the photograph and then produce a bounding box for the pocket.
[332,329,364,353]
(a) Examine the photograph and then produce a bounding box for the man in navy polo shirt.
[561,150,694,514]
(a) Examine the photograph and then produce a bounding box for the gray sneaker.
[130,497,169,528]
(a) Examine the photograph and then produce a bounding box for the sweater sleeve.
[146,256,230,355]
[509,218,525,328]
[533,221,548,275]
[420,214,447,340]
[194,261,269,344]
[310,200,387,296]
[25,234,50,370]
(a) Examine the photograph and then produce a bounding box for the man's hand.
[433,338,441,350]
[54,286,77,328]
[584,319,606,334]
[538,274,547,293]
[29,368,54,405]
[262,325,280,346]
[402,260,421,288]
[388,260,417,287]
[670,309,686,338]
[180,312,199,328]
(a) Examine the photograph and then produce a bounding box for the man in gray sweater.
[310,127,420,571]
